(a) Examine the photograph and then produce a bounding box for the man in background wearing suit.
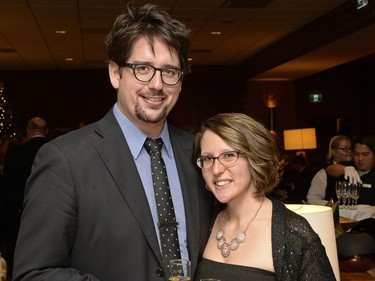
[2,117,49,277]
[12,4,213,281]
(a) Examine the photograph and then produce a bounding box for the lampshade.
[286,204,340,281]
[283,128,317,150]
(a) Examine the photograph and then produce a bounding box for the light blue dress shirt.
[113,104,189,261]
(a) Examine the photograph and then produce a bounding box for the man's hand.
[344,166,362,184]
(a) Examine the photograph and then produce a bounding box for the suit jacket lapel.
[93,111,163,264]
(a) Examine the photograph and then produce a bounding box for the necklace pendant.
[221,242,231,258]
[217,237,226,249]
[230,238,239,250]
[236,231,246,243]
[216,228,224,240]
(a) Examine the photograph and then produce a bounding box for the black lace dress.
[194,198,336,281]
[195,258,276,281]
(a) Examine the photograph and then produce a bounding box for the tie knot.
[144,137,164,154]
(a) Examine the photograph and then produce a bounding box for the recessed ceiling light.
[210,31,221,35]
[188,58,193,61]
[56,30,67,34]
[65,58,74,61]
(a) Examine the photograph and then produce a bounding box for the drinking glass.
[345,182,352,209]
[335,181,344,208]
[349,183,360,210]
[169,259,191,281]
[340,181,351,209]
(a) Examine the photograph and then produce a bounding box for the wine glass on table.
[345,182,353,209]
[169,259,191,281]
[335,181,344,208]
[341,181,350,209]
[350,183,361,210]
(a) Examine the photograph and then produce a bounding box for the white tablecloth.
[339,205,375,221]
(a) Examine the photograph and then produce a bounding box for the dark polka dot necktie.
[144,137,181,268]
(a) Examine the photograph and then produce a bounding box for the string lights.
[0,82,15,138]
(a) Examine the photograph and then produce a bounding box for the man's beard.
[135,103,168,124]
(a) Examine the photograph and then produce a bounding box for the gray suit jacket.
[13,110,213,281]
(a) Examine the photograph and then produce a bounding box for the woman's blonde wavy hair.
[326,135,352,164]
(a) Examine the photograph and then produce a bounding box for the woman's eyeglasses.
[196,151,243,170]
[336,147,352,153]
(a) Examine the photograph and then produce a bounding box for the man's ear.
[108,61,121,89]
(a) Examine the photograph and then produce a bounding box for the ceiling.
[0,0,374,80]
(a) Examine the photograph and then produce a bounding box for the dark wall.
[0,69,116,136]
[293,60,375,171]
[238,59,375,172]
[169,65,242,133]
[0,65,241,138]
[1,60,373,154]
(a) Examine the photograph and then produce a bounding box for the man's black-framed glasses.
[122,63,184,86]
[196,151,243,170]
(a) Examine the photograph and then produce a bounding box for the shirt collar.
[113,103,173,159]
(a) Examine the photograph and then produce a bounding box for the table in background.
[341,272,375,281]
[339,205,375,221]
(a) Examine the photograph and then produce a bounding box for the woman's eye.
[224,152,235,159]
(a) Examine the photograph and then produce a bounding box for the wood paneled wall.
[0,59,373,172]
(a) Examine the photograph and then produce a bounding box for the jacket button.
[156,268,164,277]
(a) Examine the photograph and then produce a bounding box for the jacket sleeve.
[307,169,329,205]
[12,143,100,281]
[272,200,336,281]
[297,233,336,281]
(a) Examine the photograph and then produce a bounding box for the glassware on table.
[335,181,345,208]
[345,182,353,209]
[169,259,191,281]
[349,182,361,210]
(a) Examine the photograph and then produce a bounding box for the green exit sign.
[309,93,323,103]
[357,0,368,9]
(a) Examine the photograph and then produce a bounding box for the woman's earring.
[205,184,211,192]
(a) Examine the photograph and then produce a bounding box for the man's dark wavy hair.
[105,3,191,73]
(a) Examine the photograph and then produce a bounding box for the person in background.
[193,113,335,281]
[0,134,9,267]
[1,117,49,276]
[307,135,359,205]
[0,134,9,174]
[268,163,295,203]
[12,4,212,281]
[326,135,375,206]
[287,155,313,203]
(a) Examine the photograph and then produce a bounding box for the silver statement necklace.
[216,196,264,258]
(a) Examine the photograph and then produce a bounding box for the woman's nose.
[211,159,225,174]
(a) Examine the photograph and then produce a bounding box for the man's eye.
[136,65,150,72]
[163,69,177,76]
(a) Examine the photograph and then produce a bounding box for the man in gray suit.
[12,4,213,281]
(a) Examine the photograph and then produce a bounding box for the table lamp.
[286,204,340,281]
[283,128,317,156]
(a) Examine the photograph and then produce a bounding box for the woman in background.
[193,113,335,281]
[307,135,357,205]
